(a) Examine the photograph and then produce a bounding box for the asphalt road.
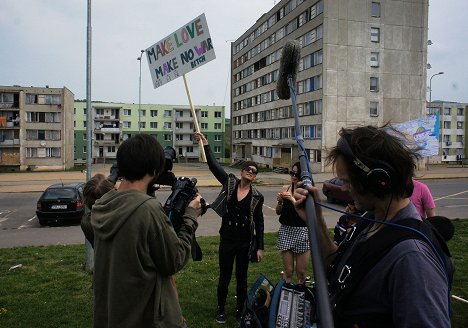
[0,179,467,248]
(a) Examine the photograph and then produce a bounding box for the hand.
[256,249,264,262]
[194,132,208,146]
[280,191,295,204]
[188,193,203,217]
[293,183,323,222]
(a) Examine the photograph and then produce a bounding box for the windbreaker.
[91,188,198,328]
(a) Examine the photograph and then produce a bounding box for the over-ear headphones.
[337,136,395,196]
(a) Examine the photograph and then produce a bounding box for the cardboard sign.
[145,13,216,89]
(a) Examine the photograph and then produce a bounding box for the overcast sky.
[1,0,466,114]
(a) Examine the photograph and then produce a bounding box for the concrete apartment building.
[73,101,226,164]
[0,85,74,172]
[231,0,428,171]
[427,101,467,163]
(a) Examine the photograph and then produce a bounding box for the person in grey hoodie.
[91,134,203,328]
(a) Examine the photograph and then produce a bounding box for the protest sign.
[145,13,216,89]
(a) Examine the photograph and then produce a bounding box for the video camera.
[108,146,208,260]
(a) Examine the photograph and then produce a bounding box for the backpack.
[241,274,317,328]
[240,274,276,328]
[330,217,454,326]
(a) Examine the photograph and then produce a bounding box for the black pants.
[217,238,250,310]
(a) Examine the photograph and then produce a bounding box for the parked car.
[36,182,85,226]
[322,177,353,204]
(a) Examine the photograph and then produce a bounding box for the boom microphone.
[276,40,301,100]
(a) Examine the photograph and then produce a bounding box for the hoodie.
[91,188,198,328]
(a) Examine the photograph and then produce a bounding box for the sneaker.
[215,308,226,324]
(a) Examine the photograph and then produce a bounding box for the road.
[0,179,467,248]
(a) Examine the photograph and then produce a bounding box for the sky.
[1,0,467,116]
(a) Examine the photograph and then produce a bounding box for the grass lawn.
[0,220,467,327]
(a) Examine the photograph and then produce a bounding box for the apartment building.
[0,85,74,172]
[73,101,225,164]
[427,101,467,163]
[231,0,428,171]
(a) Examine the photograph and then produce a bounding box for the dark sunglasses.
[289,171,300,178]
[243,167,258,175]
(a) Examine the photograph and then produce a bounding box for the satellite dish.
[40,141,46,146]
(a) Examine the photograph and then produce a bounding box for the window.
[176,134,183,141]
[201,123,208,129]
[123,121,131,128]
[164,110,172,117]
[176,110,184,117]
[26,94,61,105]
[457,121,464,129]
[370,77,379,91]
[457,107,464,116]
[164,122,172,129]
[150,110,158,117]
[215,135,222,141]
[45,147,61,157]
[371,2,381,17]
[370,101,379,116]
[214,146,221,153]
[107,146,116,153]
[164,134,172,141]
[370,52,380,67]
[139,122,146,129]
[150,122,158,129]
[443,121,451,129]
[186,146,194,152]
[215,111,222,118]
[96,108,104,115]
[371,27,380,42]
[443,107,451,115]
[83,146,87,153]
[139,109,146,117]
[83,121,87,127]
[124,109,131,116]
[176,122,183,129]
[201,111,208,117]
[214,123,221,130]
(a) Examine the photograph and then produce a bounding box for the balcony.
[175,116,194,123]
[0,138,20,147]
[95,114,119,121]
[94,139,119,146]
[174,140,196,146]
[95,127,120,133]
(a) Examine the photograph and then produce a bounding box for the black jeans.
[217,238,250,310]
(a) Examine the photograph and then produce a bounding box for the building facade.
[73,101,226,164]
[231,0,428,171]
[0,85,74,172]
[427,101,467,163]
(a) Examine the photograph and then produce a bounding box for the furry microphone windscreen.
[276,40,301,100]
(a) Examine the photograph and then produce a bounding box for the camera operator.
[91,134,203,328]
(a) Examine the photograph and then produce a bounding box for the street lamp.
[137,49,145,132]
[429,71,444,104]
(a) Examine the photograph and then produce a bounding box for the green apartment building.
[73,101,226,164]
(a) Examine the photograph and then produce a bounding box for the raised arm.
[194,132,228,184]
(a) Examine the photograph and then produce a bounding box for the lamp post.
[137,49,145,131]
[429,71,444,104]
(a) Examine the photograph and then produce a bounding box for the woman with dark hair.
[276,161,310,284]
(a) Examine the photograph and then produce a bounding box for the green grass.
[0,220,467,327]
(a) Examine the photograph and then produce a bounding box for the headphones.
[337,136,395,196]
